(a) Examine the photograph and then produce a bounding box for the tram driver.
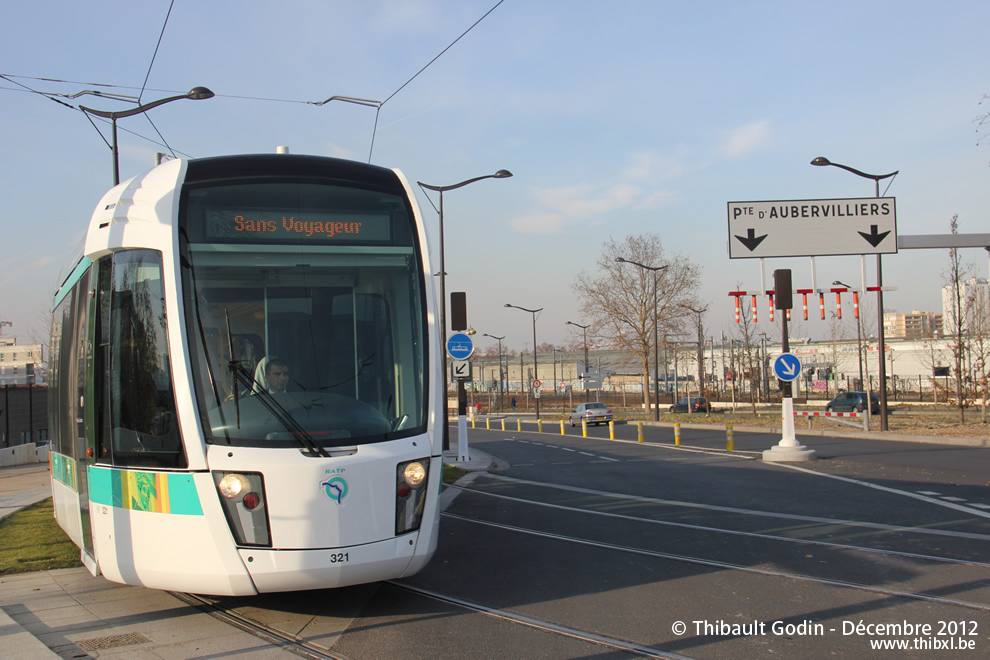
[253,357,291,394]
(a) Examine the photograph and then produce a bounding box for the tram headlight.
[213,471,271,547]
[403,461,428,488]
[395,458,430,535]
[217,473,251,499]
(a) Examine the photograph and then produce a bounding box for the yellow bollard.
[537,419,543,433]
[501,418,506,432]
[674,422,681,446]
[637,421,644,442]
[471,416,476,429]
[609,420,615,440]
[517,418,522,432]
[560,419,566,435]
[582,419,588,438]
[486,417,491,430]
[726,423,735,451]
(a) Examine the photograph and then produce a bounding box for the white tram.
[48,154,443,595]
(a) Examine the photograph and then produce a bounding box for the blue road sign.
[773,353,802,382]
[447,333,474,360]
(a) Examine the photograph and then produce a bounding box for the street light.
[812,156,898,430]
[615,257,668,421]
[80,86,215,186]
[483,333,505,412]
[418,170,513,449]
[566,321,591,402]
[505,304,543,418]
[683,305,708,413]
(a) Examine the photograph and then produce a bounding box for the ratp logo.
[321,477,348,504]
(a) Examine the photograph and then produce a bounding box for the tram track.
[171,581,693,660]
[169,591,352,660]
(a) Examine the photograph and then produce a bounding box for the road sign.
[773,353,802,382]
[452,360,472,380]
[446,333,474,359]
[532,379,542,389]
[727,197,897,259]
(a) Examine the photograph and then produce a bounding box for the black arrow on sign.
[734,228,768,252]
[858,224,891,248]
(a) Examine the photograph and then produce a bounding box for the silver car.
[569,402,614,426]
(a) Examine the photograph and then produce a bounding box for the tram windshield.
[180,178,427,449]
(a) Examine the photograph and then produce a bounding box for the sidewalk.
[0,569,291,659]
[0,464,52,522]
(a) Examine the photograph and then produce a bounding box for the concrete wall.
[0,442,48,467]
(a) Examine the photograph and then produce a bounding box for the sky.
[2,0,989,355]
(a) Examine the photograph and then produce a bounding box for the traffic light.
[773,269,792,310]
[450,292,467,331]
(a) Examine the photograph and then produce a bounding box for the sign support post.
[447,332,475,462]
[763,270,817,462]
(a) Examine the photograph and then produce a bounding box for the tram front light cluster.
[395,458,430,535]
[213,471,271,547]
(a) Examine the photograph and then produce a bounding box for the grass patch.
[0,498,83,575]
[442,464,469,485]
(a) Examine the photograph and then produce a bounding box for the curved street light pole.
[483,333,505,412]
[505,304,543,418]
[566,321,591,402]
[616,257,668,421]
[418,170,513,449]
[812,157,898,430]
[80,86,215,186]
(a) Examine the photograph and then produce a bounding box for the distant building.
[0,338,44,386]
[882,311,943,339]
[942,278,990,334]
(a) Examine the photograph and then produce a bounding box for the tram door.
[75,267,98,568]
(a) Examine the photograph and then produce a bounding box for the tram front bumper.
[237,531,432,593]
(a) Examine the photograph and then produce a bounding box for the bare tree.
[944,214,973,422]
[965,276,990,423]
[572,233,701,409]
[978,93,990,165]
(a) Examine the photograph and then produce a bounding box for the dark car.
[826,391,880,414]
[669,397,711,413]
[569,402,614,426]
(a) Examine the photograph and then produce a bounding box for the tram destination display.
[204,209,393,244]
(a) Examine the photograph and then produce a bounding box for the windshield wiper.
[223,310,328,457]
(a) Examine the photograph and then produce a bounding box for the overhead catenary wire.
[1,0,507,163]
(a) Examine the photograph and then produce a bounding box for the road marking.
[766,463,990,521]
[449,485,990,568]
[444,511,990,612]
[484,474,990,541]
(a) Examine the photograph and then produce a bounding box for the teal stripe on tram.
[166,474,205,515]
[88,466,204,516]
[52,257,93,309]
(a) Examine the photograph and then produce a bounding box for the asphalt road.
[202,422,990,659]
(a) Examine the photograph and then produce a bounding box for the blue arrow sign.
[772,353,802,382]
[446,333,474,360]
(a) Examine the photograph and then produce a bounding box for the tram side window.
[108,251,186,468]
[50,288,76,457]
[58,289,76,457]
